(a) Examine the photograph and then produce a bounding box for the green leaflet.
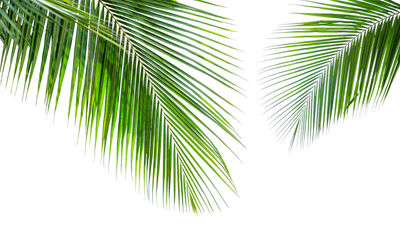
[263,0,400,148]
[0,0,240,213]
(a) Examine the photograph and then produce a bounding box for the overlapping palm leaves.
[263,0,400,148]
[0,0,241,213]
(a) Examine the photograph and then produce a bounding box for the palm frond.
[262,0,400,148]
[0,0,241,213]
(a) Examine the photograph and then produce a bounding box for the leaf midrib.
[99,0,182,152]
[98,0,224,207]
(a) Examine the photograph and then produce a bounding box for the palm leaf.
[262,0,400,148]
[0,0,241,213]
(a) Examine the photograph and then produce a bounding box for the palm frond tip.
[0,0,241,213]
[263,0,400,148]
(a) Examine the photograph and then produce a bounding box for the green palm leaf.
[263,0,400,148]
[0,0,240,213]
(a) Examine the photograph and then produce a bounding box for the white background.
[1,0,400,251]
